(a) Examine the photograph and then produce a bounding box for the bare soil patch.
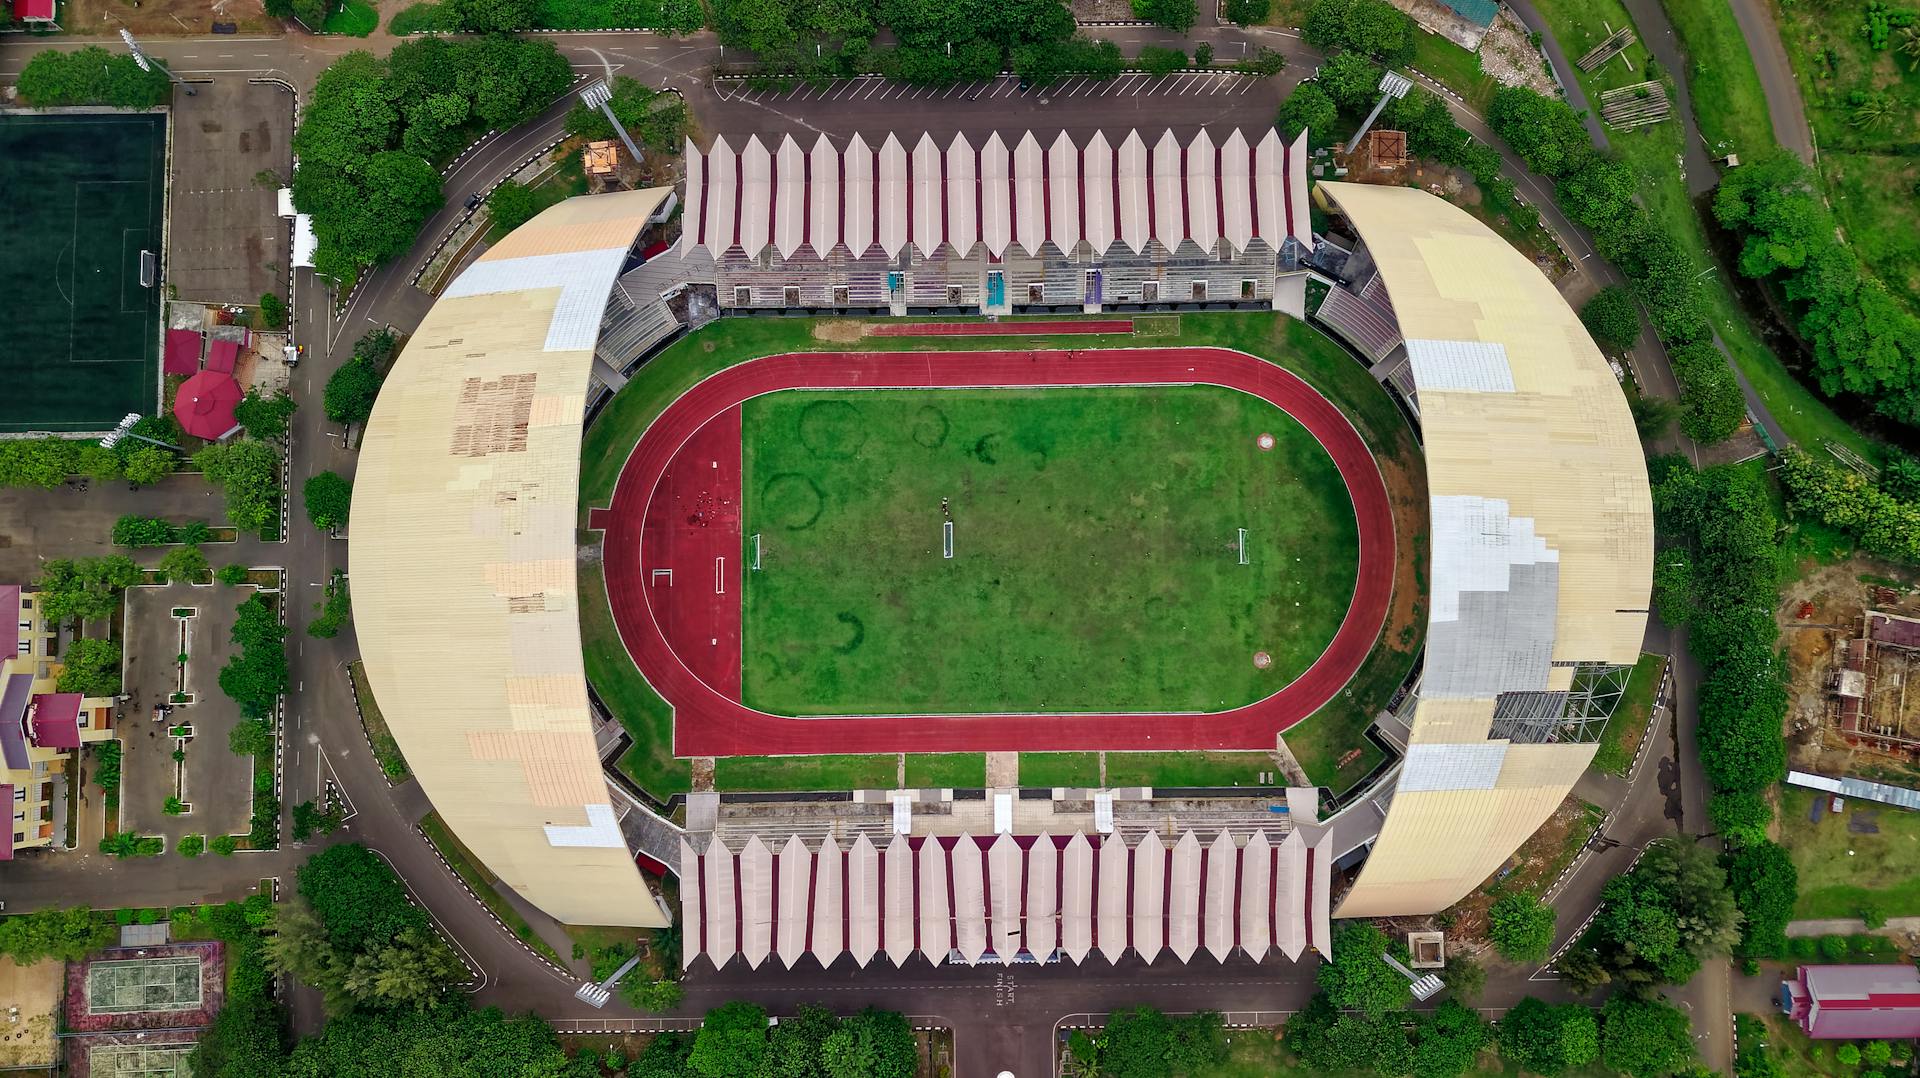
[810,320,867,344]
[1479,9,1556,95]
[1782,555,1920,784]
[61,0,275,35]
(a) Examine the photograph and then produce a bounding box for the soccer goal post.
[1238,528,1249,565]
[750,533,762,571]
[943,520,954,560]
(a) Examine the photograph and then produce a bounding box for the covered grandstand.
[1316,182,1653,917]
[675,129,1313,316]
[349,188,675,929]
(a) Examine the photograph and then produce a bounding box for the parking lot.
[0,473,271,582]
[164,78,293,306]
[119,584,256,845]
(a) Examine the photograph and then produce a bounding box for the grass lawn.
[1656,0,1774,157]
[1020,752,1102,787]
[1748,1012,1863,1078]
[1588,651,1664,777]
[349,660,409,781]
[579,562,690,798]
[321,0,378,34]
[1778,784,1920,919]
[742,387,1357,715]
[902,753,984,787]
[583,312,1423,793]
[418,811,566,967]
[1411,34,1500,111]
[1104,751,1278,788]
[712,753,900,792]
[1529,0,1883,463]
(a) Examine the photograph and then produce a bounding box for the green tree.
[1585,835,1742,989]
[99,830,164,858]
[1223,0,1269,26]
[563,77,690,155]
[220,594,289,718]
[298,843,430,955]
[123,445,180,486]
[661,0,705,33]
[1440,954,1485,1002]
[1318,921,1410,1017]
[307,571,352,639]
[1599,994,1694,1078]
[1316,50,1385,113]
[217,564,251,586]
[259,292,287,330]
[229,718,275,757]
[0,438,79,488]
[1487,86,1594,179]
[211,834,240,856]
[1708,789,1772,847]
[159,544,210,585]
[1580,286,1642,352]
[1132,0,1196,33]
[1724,840,1797,959]
[689,1001,770,1078]
[715,0,796,54]
[1302,0,1416,64]
[304,471,353,532]
[1277,82,1340,144]
[37,556,142,624]
[1489,892,1557,963]
[1411,1000,1489,1078]
[15,46,174,108]
[340,926,466,1009]
[234,390,298,441]
[76,444,123,481]
[190,992,289,1077]
[632,1032,695,1078]
[179,834,207,858]
[485,181,541,235]
[56,638,123,696]
[195,441,281,533]
[1499,997,1598,1076]
[1137,45,1188,77]
[164,796,186,815]
[445,0,535,31]
[0,906,115,963]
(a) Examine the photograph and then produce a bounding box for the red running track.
[866,320,1134,337]
[598,348,1395,757]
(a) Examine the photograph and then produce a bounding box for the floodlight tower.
[579,79,644,167]
[120,30,195,97]
[1382,950,1447,1002]
[1348,69,1413,148]
[101,413,182,452]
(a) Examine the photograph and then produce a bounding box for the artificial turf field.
[0,114,166,433]
[740,385,1359,716]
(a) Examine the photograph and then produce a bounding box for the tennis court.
[84,956,203,1015]
[0,113,167,433]
[82,1043,195,1078]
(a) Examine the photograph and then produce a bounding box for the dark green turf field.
[740,386,1359,716]
[0,114,167,433]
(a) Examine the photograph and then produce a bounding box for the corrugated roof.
[0,672,34,770]
[27,693,81,749]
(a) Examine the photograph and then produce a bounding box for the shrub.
[1132,0,1196,33]
[100,831,164,858]
[113,516,179,547]
[1194,42,1213,66]
[16,46,173,108]
[217,564,250,586]
[1223,0,1269,26]
[211,834,239,856]
[1819,934,1848,960]
[163,796,186,816]
[1838,1044,1862,1066]
[259,292,287,330]
[178,835,206,858]
[1138,45,1188,77]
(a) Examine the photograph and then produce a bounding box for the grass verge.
[1779,784,1920,919]
[712,754,900,792]
[348,660,409,781]
[903,753,985,788]
[1019,752,1102,787]
[418,811,567,966]
[321,0,378,35]
[579,562,690,798]
[1588,651,1664,777]
[1104,751,1279,788]
[1655,0,1774,157]
[1411,34,1499,111]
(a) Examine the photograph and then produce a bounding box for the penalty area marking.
[942,520,954,560]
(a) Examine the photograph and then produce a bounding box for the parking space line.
[1208,74,1230,94]
[1236,76,1257,94]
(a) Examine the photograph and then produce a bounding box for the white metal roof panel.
[1131,831,1165,962]
[703,840,737,967]
[813,835,845,967]
[917,838,952,963]
[679,139,705,255]
[680,840,702,969]
[1151,130,1185,252]
[1239,831,1272,961]
[1253,129,1283,249]
[1168,832,1201,962]
[980,134,1012,257]
[1025,833,1059,960]
[952,834,987,965]
[705,136,738,255]
[776,835,810,968]
[1287,130,1312,245]
[847,834,880,967]
[1083,132,1115,256]
[989,834,1023,964]
[1309,829,1333,957]
[913,134,944,257]
[1097,835,1129,965]
[883,835,915,966]
[1061,833,1094,964]
[1013,132,1046,256]
[1275,829,1307,960]
[946,134,978,258]
[808,135,840,255]
[1203,831,1236,963]
[1186,129,1219,254]
[1221,129,1253,254]
[878,134,909,259]
[738,836,772,969]
[843,134,874,257]
[1049,131,1080,255]
[773,136,806,259]
[1117,131,1149,255]
[737,137,772,260]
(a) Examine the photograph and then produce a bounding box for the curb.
[411,822,576,980]
[342,663,399,789]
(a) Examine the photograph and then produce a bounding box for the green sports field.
[0,114,167,433]
[740,386,1359,716]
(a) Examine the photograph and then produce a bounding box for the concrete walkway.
[1725,0,1816,162]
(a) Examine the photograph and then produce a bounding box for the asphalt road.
[1724,0,1817,163]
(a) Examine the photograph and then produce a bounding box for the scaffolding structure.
[1487,662,1631,744]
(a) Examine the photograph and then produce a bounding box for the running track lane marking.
[599,348,1396,757]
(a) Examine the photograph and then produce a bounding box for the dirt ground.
[1479,9,1558,96]
[0,959,61,1070]
[811,320,867,344]
[1782,555,1920,783]
[1069,0,1137,22]
[1388,794,1599,946]
[59,0,275,35]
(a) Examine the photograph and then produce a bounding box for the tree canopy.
[219,594,289,720]
[1302,0,1417,65]
[0,906,115,964]
[194,440,281,533]
[1580,286,1642,353]
[1724,840,1798,959]
[1488,892,1557,964]
[1318,922,1410,1017]
[16,46,173,108]
[55,638,122,696]
[36,556,142,624]
[233,390,298,442]
[1498,997,1598,1076]
[304,471,353,532]
[1599,995,1695,1078]
[1576,835,1743,991]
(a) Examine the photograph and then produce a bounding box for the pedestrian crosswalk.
[712,71,1267,104]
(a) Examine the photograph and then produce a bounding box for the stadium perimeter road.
[164,77,294,306]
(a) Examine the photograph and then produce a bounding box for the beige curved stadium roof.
[351,189,673,928]
[1319,183,1653,917]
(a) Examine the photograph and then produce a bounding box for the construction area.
[1785,560,1920,784]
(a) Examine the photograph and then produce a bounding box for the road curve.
[599,347,1395,757]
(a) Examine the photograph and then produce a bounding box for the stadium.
[350,126,1651,967]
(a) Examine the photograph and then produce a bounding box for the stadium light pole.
[101,413,182,452]
[579,79,644,168]
[1348,70,1412,149]
[120,30,195,97]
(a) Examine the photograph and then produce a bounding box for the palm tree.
[1898,25,1920,71]
[1849,91,1898,132]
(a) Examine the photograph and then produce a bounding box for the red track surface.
[599,348,1394,757]
[638,405,743,696]
[867,320,1134,337]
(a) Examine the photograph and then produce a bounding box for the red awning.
[27,694,81,749]
[164,329,204,376]
[173,369,243,441]
[12,0,54,20]
[205,338,241,374]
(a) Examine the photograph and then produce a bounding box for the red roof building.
[26,693,81,750]
[173,369,243,441]
[205,338,240,374]
[10,0,55,21]
[164,329,204,376]
[1783,964,1920,1039]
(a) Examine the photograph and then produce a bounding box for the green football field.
[740,386,1360,716]
[0,114,166,433]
